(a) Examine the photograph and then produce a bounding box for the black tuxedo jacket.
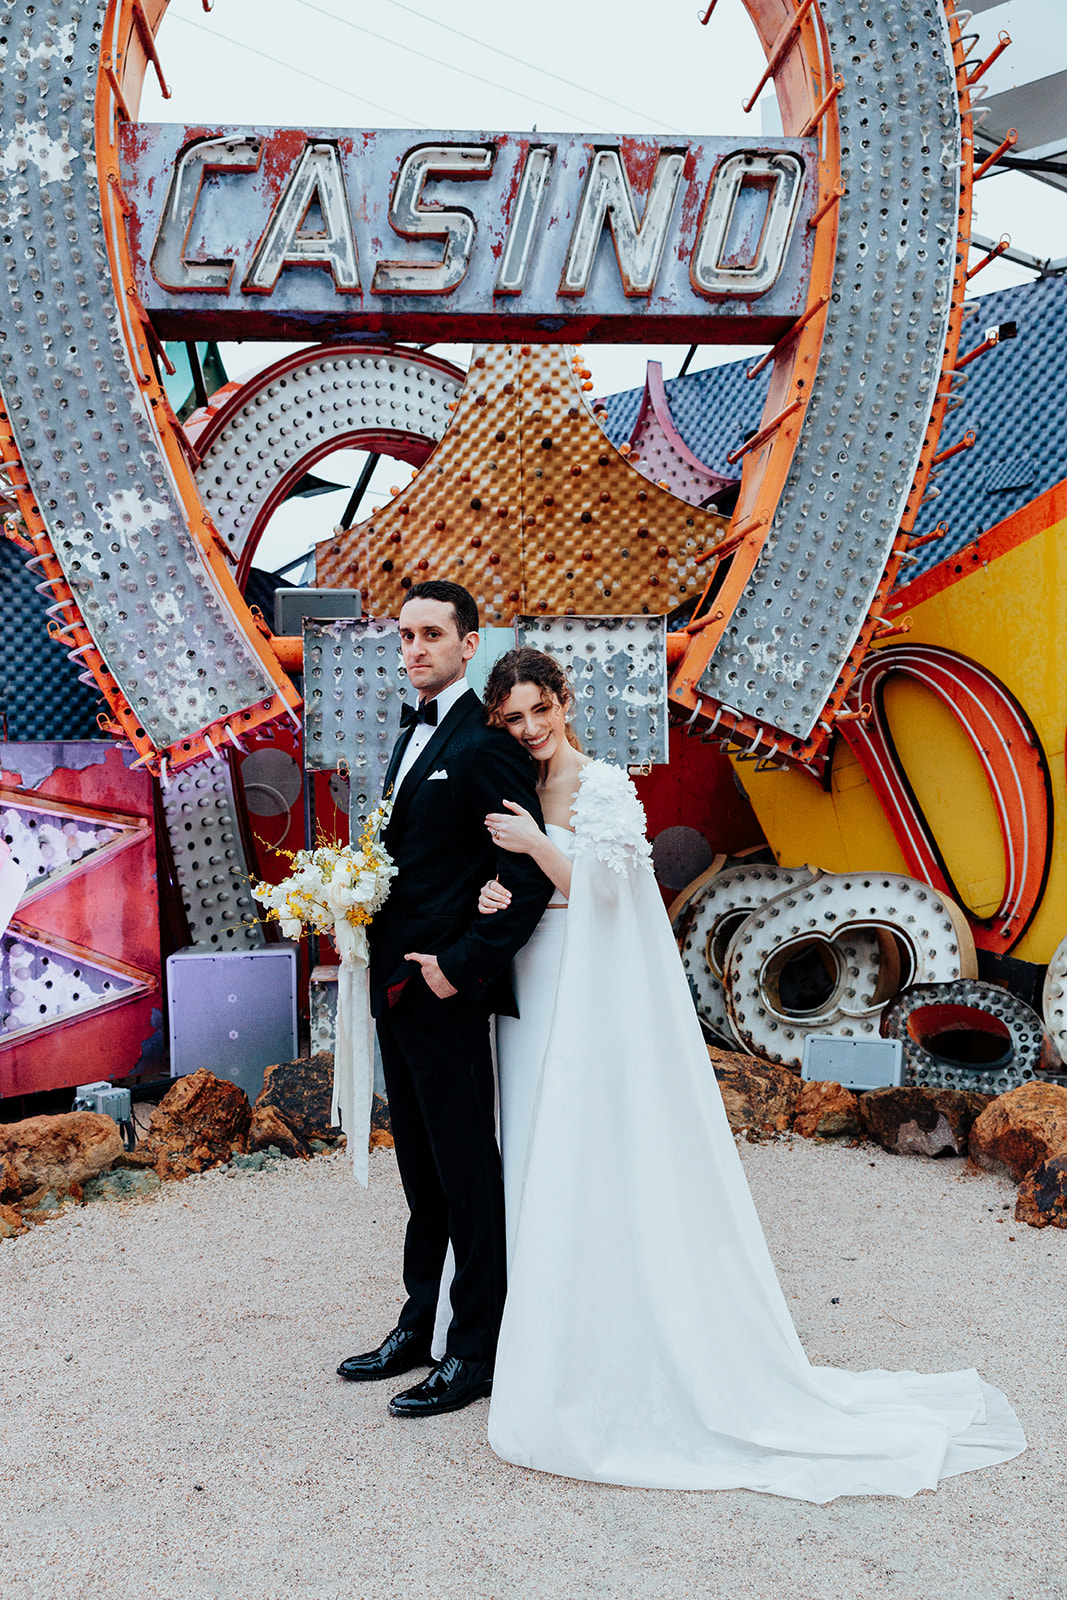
[368,690,553,1018]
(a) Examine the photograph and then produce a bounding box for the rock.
[792,1080,863,1141]
[132,1069,251,1181]
[227,1149,280,1175]
[0,1112,122,1199]
[0,1202,26,1238]
[253,1051,336,1143]
[83,1168,161,1204]
[20,1186,74,1224]
[859,1086,990,1158]
[0,1155,20,1203]
[370,1093,394,1151]
[1015,1155,1067,1229]
[969,1082,1067,1182]
[708,1048,800,1133]
[247,1103,312,1160]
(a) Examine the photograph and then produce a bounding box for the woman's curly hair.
[483,647,582,750]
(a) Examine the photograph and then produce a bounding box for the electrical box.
[274,587,361,635]
[166,946,298,1105]
[73,1081,132,1122]
[801,1035,904,1092]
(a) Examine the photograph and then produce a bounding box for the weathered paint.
[119,124,816,342]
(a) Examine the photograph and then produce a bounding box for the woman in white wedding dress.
[476,647,1025,1504]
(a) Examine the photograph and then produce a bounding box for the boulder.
[370,1093,393,1151]
[0,1112,122,1198]
[247,1103,312,1161]
[1015,1156,1067,1229]
[132,1069,251,1181]
[253,1051,337,1143]
[969,1082,1067,1183]
[709,1048,800,1133]
[792,1080,863,1141]
[860,1086,990,1158]
[0,1202,26,1238]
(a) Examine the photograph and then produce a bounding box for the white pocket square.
[428,768,448,781]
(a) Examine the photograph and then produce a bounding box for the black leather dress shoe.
[388,1355,493,1417]
[336,1327,433,1382]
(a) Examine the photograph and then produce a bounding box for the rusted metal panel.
[120,125,817,343]
[315,344,729,624]
[0,743,161,1097]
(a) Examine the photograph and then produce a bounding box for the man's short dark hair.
[402,580,479,639]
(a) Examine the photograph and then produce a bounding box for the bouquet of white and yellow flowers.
[252,798,395,1186]
[251,798,396,968]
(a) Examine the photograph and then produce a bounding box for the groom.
[338,580,552,1416]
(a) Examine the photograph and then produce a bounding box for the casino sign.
[0,0,979,788]
[122,127,814,344]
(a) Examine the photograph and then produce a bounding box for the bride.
[476,646,1025,1503]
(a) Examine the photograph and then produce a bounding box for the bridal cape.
[487,762,1025,1501]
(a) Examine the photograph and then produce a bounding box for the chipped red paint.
[121,123,815,343]
[0,746,161,1097]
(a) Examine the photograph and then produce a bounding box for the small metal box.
[73,1082,133,1122]
[166,946,298,1105]
[801,1035,904,1091]
[274,587,361,634]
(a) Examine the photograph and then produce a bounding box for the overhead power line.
[296,0,683,134]
[378,0,684,132]
[296,0,597,129]
[168,13,420,125]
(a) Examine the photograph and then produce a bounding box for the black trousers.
[375,976,506,1364]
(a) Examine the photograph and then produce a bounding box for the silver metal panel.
[166,945,297,1104]
[0,2,282,751]
[302,619,404,821]
[801,1036,904,1091]
[120,125,816,343]
[698,0,962,741]
[309,964,338,1057]
[159,754,265,950]
[516,615,667,766]
[195,349,462,570]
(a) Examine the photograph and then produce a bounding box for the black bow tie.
[399,699,438,730]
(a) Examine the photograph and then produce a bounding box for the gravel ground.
[0,1137,1063,1600]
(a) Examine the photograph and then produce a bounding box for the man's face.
[398,598,478,700]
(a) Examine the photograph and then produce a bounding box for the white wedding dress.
[486,761,1025,1502]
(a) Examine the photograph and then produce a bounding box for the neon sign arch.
[0,0,976,786]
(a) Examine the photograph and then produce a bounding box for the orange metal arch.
[668,0,978,771]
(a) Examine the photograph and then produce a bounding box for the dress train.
[486,763,1025,1502]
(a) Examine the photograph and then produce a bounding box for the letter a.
[243,143,360,294]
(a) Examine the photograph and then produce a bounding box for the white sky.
[139,0,1067,573]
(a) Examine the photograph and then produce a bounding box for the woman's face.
[497,681,569,763]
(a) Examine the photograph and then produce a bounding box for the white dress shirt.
[393,677,472,793]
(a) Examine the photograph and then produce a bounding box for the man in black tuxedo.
[337,580,552,1417]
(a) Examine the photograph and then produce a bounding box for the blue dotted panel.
[604,357,770,478]
[604,275,1067,588]
[0,541,100,742]
[907,274,1067,576]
